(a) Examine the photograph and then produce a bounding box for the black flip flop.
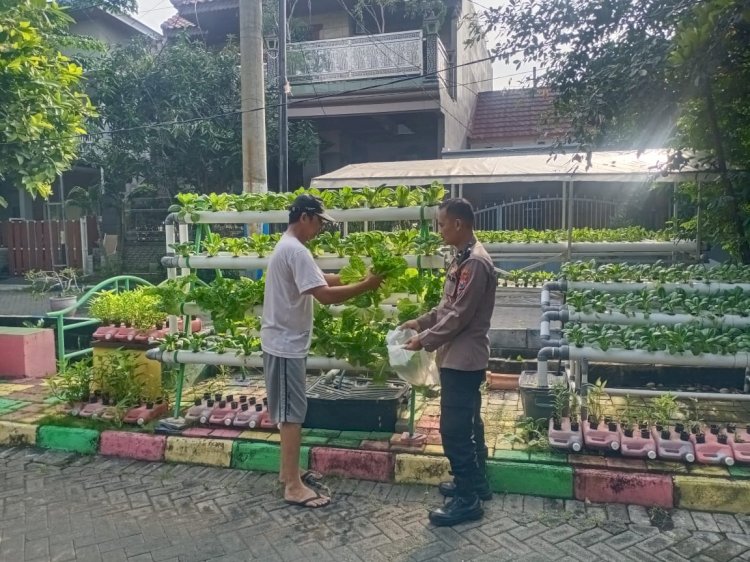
[302,470,330,493]
[285,491,331,509]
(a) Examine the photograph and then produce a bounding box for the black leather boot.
[438,455,492,500]
[438,479,492,500]
[429,495,484,526]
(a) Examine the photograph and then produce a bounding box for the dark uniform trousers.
[439,367,488,497]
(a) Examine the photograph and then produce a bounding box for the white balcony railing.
[285,29,423,83]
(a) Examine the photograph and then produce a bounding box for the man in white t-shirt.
[261,194,383,508]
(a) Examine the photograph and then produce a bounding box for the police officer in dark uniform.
[402,198,497,526]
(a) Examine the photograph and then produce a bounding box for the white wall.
[441,2,492,151]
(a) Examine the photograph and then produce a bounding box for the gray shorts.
[263,353,307,424]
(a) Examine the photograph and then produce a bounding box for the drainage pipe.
[535,347,565,386]
[565,281,750,294]
[564,345,750,369]
[167,206,439,225]
[542,280,750,301]
[161,254,445,271]
[484,240,696,254]
[605,387,750,402]
[145,349,366,371]
[541,281,565,309]
[565,309,750,328]
[179,302,400,318]
[539,310,567,347]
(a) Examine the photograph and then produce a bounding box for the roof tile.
[469,88,569,142]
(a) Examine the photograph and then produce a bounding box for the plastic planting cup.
[728,428,750,464]
[548,417,583,452]
[619,426,657,459]
[652,426,695,462]
[691,428,735,466]
[583,419,620,451]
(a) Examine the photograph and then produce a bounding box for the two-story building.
[162,0,492,186]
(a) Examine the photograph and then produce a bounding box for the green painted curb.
[37,426,99,455]
[368,431,394,441]
[339,431,372,441]
[728,465,750,479]
[493,449,530,462]
[303,428,341,438]
[231,441,309,473]
[327,438,362,449]
[528,451,568,465]
[301,436,330,446]
[486,460,573,499]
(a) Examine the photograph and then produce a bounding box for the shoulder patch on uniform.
[458,267,471,291]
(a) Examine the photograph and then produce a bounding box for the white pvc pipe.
[180,206,439,225]
[483,241,696,254]
[164,254,445,271]
[181,302,399,317]
[567,281,750,294]
[567,309,750,328]
[147,349,365,371]
[605,387,750,401]
[566,346,750,369]
[165,224,177,281]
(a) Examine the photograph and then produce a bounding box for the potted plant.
[651,393,679,440]
[582,379,620,451]
[26,268,82,316]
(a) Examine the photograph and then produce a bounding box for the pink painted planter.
[729,429,750,464]
[574,468,673,508]
[0,327,56,379]
[100,431,166,462]
[619,427,657,459]
[652,426,695,463]
[123,400,168,426]
[690,428,735,466]
[208,401,236,426]
[548,417,583,452]
[583,420,620,452]
[311,447,395,482]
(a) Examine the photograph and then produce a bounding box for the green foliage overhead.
[0,0,96,200]
[470,0,750,262]
[82,37,318,196]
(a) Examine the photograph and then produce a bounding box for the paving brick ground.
[0,289,52,316]
[1,448,749,562]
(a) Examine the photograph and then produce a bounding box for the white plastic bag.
[386,328,439,386]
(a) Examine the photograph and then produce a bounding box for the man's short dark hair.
[439,198,474,226]
[288,194,335,224]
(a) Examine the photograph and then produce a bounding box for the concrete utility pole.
[240,0,267,197]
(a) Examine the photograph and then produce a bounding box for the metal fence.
[474,196,618,231]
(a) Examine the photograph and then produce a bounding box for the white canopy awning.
[310,149,715,188]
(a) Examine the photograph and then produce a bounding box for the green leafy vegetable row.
[169,183,446,220]
[476,227,673,244]
[561,260,750,283]
[566,287,750,318]
[169,230,444,259]
[563,323,750,355]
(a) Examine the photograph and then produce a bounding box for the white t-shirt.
[261,232,327,358]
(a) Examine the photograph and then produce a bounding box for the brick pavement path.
[1,448,749,562]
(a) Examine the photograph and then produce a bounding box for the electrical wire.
[1,53,498,147]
